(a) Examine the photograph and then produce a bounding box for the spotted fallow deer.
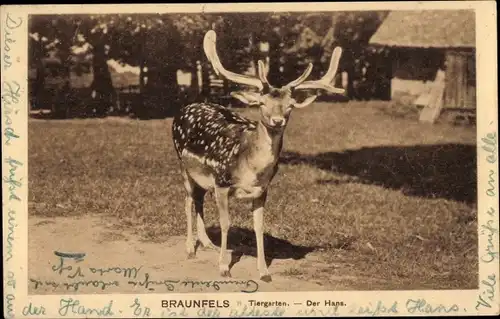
[172,30,344,282]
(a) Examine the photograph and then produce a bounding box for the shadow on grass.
[204,226,318,268]
[281,143,477,204]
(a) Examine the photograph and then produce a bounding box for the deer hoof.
[187,252,196,259]
[260,275,272,283]
[220,270,232,278]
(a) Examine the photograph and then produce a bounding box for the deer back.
[172,102,257,186]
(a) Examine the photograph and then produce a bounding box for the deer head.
[203,30,345,129]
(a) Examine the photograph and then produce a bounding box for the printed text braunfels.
[161,300,230,308]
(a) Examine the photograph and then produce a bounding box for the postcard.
[2,1,498,318]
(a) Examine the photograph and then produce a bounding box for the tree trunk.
[53,50,72,118]
[34,41,46,111]
[201,62,211,101]
[267,34,282,86]
[341,47,358,100]
[90,42,114,117]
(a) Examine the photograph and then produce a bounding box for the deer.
[172,30,344,282]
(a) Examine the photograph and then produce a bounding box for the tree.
[28,16,77,117]
[29,11,389,118]
[29,15,115,116]
[254,11,388,99]
[250,12,334,86]
[29,14,185,118]
[329,11,389,99]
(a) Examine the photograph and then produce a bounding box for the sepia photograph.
[23,9,480,296]
[3,1,499,317]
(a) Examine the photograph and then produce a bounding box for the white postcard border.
[2,1,498,318]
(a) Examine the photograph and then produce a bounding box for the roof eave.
[368,42,476,50]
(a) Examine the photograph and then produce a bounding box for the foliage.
[171,14,212,71]
[28,11,389,74]
[28,11,391,116]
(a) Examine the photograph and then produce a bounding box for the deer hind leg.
[214,186,231,277]
[253,191,271,282]
[192,186,215,250]
[182,169,197,259]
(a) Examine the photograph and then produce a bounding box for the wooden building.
[369,10,476,122]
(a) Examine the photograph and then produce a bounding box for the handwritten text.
[3,13,22,70]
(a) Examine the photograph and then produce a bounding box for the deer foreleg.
[184,192,196,259]
[215,186,231,277]
[182,169,197,259]
[193,186,215,249]
[252,191,271,282]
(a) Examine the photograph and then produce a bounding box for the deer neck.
[245,120,284,165]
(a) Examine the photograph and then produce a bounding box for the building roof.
[369,10,475,49]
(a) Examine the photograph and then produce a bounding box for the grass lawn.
[28,101,478,290]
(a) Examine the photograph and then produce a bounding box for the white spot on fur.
[181,149,206,164]
[206,159,219,167]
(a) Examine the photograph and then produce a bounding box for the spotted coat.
[172,103,260,187]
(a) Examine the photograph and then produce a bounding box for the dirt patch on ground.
[28,214,360,294]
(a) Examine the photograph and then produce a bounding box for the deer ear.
[230,91,261,106]
[292,95,318,109]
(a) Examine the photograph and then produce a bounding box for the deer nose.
[270,117,285,126]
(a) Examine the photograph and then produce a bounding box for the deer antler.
[286,63,314,88]
[204,30,321,93]
[293,47,345,94]
[204,30,267,91]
